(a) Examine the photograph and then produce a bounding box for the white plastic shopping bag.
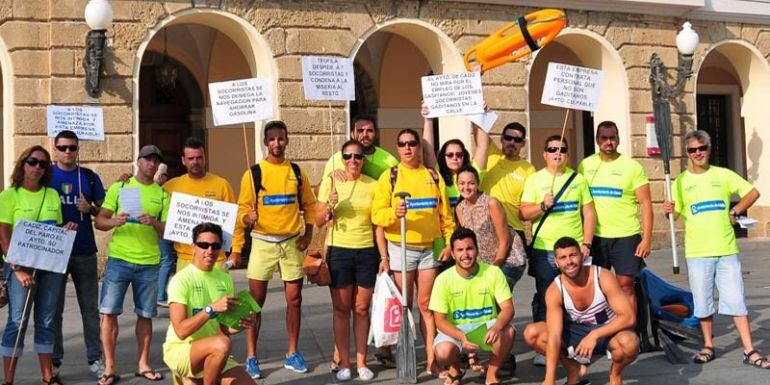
[369,272,416,347]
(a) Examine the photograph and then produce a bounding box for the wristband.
[380,256,389,261]
[582,242,592,248]
[540,201,547,212]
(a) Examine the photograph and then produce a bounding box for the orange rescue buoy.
[465,9,567,72]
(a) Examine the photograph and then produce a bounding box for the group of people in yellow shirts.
[0,104,763,385]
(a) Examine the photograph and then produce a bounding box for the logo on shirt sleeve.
[589,186,622,198]
[406,198,438,210]
[690,200,726,215]
[551,201,579,213]
[263,194,296,206]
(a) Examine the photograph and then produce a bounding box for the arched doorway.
[527,30,630,169]
[350,21,468,154]
[134,9,276,193]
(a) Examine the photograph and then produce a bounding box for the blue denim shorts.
[686,254,747,318]
[99,257,159,318]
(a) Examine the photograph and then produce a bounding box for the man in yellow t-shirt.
[163,222,253,384]
[94,145,170,383]
[521,136,595,327]
[236,120,317,379]
[578,121,652,308]
[163,137,245,273]
[663,130,766,368]
[431,228,515,385]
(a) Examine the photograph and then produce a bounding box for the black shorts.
[562,321,610,363]
[327,246,378,288]
[591,234,644,276]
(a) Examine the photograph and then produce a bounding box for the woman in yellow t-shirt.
[0,146,74,385]
[316,140,387,382]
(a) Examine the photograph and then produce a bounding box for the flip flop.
[134,369,164,381]
[98,373,120,385]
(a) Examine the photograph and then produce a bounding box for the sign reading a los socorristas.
[208,78,273,126]
[6,220,76,274]
[421,72,484,118]
[46,105,105,141]
[163,193,238,252]
[541,62,604,112]
[301,56,355,101]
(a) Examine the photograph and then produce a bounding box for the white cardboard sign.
[46,105,105,141]
[301,56,355,101]
[541,62,604,112]
[163,193,238,252]
[208,78,273,126]
[421,72,484,118]
[6,220,76,274]
[467,111,499,133]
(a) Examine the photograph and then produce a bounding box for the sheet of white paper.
[6,220,76,274]
[737,216,757,229]
[467,111,498,133]
[163,193,238,252]
[119,188,143,218]
[301,56,356,101]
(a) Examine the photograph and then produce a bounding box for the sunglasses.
[545,147,568,154]
[342,152,365,160]
[55,145,79,153]
[194,241,222,251]
[397,140,419,148]
[502,134,525,143]
[686,145,709,154]
[445,152,465,159]
[25,157,50,169]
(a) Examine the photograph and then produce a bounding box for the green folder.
[464,323,492,351]
[217,290,261,330]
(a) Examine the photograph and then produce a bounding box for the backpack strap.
[80,166,97,203]
[290,162,303,207]
[528,172,578,251]
[389,166,399,191]
[250,162,303,207]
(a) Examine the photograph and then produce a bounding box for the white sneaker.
[335,368,352,382]
[88,360,105,379]
[357,367,374,381]
[533,353,546,366]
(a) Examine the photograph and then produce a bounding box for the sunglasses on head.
[55,145,79,153]
[686,144,709,154]
[25,157,50,169]
[195,241,222,251]
[545,146,568,154]
[502,134,525,143]
[445,152,464,159]
[397,140,419,148]
[342,152,365,160]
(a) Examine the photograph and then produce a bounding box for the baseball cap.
[138,145,163,161]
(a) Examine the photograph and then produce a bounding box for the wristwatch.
[204,305,218,319]
[729,209,738,217]
[540,201,547,212]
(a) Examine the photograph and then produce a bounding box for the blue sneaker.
[283,352,308,373]
[246,356,262,379]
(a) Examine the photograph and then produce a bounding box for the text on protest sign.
[6,220,76,274]
[541,62,604,112]
[208,78,273,126]
[421,72,484,118]
[163,193,238,252]
[46,105,105,141]
[301,56,355,101]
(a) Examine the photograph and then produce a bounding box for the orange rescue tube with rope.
[465,9,567,72]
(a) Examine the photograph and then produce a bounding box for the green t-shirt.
[323,146,398,181]
[163,264,234,350]
[578,154,649,238]
[672,166,754,258]
[0,187,62,228]
[429,263,512,326]
[102,178,170,265]
[521,168,593,251]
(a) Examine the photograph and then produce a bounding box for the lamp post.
[83,0,113,98]
[649,21,699,274]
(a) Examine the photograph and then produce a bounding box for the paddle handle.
[664,173,679,274]
[400,215,408,306]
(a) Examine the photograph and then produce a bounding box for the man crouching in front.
[524,237,638,385]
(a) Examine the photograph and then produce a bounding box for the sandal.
[467,353,486,374]
[693,346,716,364]
[134,369,164,381]
[444,370,465,385]
[329,359,341,373]
[97,373,120,385]
[743,349,770,369]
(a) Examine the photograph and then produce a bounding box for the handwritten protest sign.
[302,56,355,101]
[541,63,604,112]
[421,72,484,118]
[163,193,238,251]
[6,220,76,274]
[208,78,273,126]
[46,106,105,141]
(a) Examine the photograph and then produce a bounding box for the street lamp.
[649,21,699,275]
[83,0,113,98]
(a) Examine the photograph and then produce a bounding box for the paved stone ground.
[5,238,770,385]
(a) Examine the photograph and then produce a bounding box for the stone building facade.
[1,0,769,254]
